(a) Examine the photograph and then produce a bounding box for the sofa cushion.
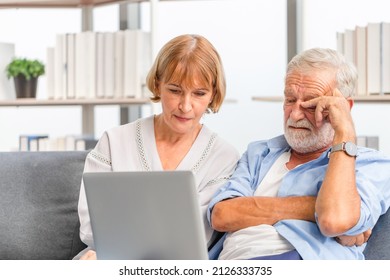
[0,151,88,260]
[364,208,390,260]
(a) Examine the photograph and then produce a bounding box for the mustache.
[286,118,313,130]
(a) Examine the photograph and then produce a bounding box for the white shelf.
[252,95,390,103]
[0,0,140,8]
[0,0,188,8]
[0,98,151,135]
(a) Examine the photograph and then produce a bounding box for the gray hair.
[286,48,357,97]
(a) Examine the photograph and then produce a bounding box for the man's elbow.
[317,213,360,237]
[211,202,230,232]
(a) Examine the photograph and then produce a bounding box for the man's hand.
[335,229,372,247]
[300,88,354,135]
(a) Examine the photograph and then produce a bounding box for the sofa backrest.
[0,151,88,260]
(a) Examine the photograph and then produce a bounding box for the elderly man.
[208,48,390,260]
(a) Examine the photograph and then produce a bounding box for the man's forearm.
[211,196,316,232]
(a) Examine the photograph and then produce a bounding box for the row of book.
[46,29,152,101]
[356,135,379,150]
[19,134,98,152]
[337,22,390,96]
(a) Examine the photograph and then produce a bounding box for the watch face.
[345,142,358,156]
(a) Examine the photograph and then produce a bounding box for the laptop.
[82,171,209,260]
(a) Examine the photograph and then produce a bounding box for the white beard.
[284,118,334,153]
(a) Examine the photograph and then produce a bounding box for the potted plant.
[5,58,45,98]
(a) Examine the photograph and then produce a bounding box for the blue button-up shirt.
[208,135,390,259]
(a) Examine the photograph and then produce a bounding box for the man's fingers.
[363,229,372,242]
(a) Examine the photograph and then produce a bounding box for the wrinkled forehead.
[284,69,336,96]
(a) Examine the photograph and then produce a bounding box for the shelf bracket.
[81,5,93,31]
[82,104,94,135]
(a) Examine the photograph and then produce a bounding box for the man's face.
[283,70,336,153]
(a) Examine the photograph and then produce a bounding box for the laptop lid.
[83,171,209,260]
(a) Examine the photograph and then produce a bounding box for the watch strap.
[328,141,357,157]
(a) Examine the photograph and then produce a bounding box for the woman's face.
[158,72,214,135]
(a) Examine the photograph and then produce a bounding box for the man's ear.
[347,97,354,110]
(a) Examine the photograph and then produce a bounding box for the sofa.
[0,150,389,260]
[0,151,88,259]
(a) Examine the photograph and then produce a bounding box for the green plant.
[6,58,45,80]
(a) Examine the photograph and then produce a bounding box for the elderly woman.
[75,34,240,260]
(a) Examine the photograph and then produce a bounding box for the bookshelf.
[0,0,158,137]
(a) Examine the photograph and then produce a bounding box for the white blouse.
[77,115,240,254]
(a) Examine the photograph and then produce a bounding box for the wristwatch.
[328,141,358,157]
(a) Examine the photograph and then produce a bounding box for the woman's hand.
[80,250,97,260]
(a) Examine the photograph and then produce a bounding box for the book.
[141,31,152,98]
[66,33,76,99]
[114,30,125,99]
[46,47,55,99]
[65,134,97,151]
[85,31,97,99]
[54,33,67,99]
[75,138,98,151]
[123,30,152,98]
[382,22,390,94]
[343,29,355,65]
[75,32,87,99]
[19,135,49,151]
[357,136,379,150]
[104,32,115,98]
[96,32,105,98]
[336,32,344,55]
[366,23,381,95]
[354,26,367,96]
[0,42,15,100]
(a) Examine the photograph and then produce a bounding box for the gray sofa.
[0,151,389,260]
[0,151,88,259]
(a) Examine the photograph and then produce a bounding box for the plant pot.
[13,75,38,98]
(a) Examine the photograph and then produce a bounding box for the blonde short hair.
[146,34,226,113]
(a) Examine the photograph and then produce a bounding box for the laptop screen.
[83,170,209,260]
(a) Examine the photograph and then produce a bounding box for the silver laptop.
[83,171,209,260]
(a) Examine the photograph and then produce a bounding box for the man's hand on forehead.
[300,88,351,128]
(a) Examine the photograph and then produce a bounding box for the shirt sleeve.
[207,149,257,225]
[342,149,390,236]
[78,132,113,249]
